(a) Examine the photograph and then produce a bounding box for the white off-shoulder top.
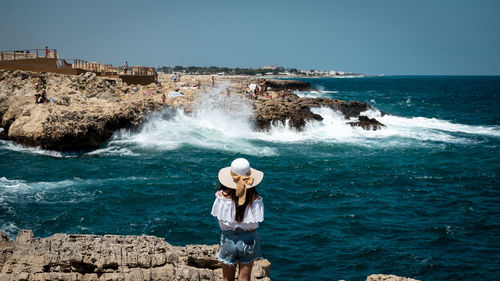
[211,191,264,230]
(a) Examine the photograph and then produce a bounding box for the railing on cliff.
[0,48,58,60]
[0,48,156,78]
[64,59,156,76]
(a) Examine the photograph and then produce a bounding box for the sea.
[1,76,499,281]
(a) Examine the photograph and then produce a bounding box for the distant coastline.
[156,65,368,78]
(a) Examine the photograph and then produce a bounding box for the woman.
[211,158,264,281]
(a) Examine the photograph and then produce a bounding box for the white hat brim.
[218,167,264,189]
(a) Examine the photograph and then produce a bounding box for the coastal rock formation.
[366,274,420,281]
[0,230,271,281]
[253,95,385,131]
[0,70,171,150]
[349,115,386,130]
[259,79,313,92]
[0,232,14,271]
[0,70,385,151]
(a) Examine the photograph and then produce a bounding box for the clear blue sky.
[1,0,499,75]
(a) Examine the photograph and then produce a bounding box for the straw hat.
[218,158,264,205]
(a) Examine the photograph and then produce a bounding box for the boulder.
[348,115,385,130]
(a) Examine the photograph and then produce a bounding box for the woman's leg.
[237,261,254,281]
[222,264,236,281]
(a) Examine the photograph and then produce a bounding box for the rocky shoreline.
[0,69,385,151]
[0,230,419,281]
[0,230,271,281]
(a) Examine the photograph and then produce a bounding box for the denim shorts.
[218,228,262,265]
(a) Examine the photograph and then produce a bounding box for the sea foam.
[108,84,278,156]
[0,140,73,158]
[107,94,500,154]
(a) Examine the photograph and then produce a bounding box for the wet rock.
[254,98,323,130]
[262,79,313,91]
[348,115,385,130]
[253,93,385,131]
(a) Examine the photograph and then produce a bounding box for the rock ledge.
[0,230,270,281]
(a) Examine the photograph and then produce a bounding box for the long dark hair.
[218,184,260,222]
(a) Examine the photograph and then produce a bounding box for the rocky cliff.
[0,230,270,281]
[0,70,167,150]
[0,70,385,151]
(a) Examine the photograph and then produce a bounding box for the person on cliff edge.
[123,61,128,74]
[211,158,264,281]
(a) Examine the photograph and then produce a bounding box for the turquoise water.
[1,76,499,280]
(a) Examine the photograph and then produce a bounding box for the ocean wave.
[0,177,76,192]
[295,90,338,98]
[248,107,497,145]
[362,109,500,138]
[84,146,139,157]
[0,177,31,190]
[0,176,149,193]
[299,75,366,79]
[104,100,499,154]
[108,95,278,156]
[0,176,153,213]
[0,222,19,239]
[0,140,76,158]
[331,75,366,79]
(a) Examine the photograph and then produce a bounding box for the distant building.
[263,64,278,70]
[329,70,345,76]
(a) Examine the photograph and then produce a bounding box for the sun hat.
[218,158,264,206]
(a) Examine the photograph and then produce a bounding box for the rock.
[0,70,165,150]
[366,274,421,281]
[15,229,33,246]
[0,232,10,243]
[0,230,271,281]
[348,115,385,130]
[0,70,385,151]
[262,79,313,91]
[252,94,385,131]
[0,231,14,272]
[254,98,323,130]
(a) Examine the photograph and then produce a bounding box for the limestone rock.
[0,230,271,281]
[0,231,14,271]
[0,70,163,151]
